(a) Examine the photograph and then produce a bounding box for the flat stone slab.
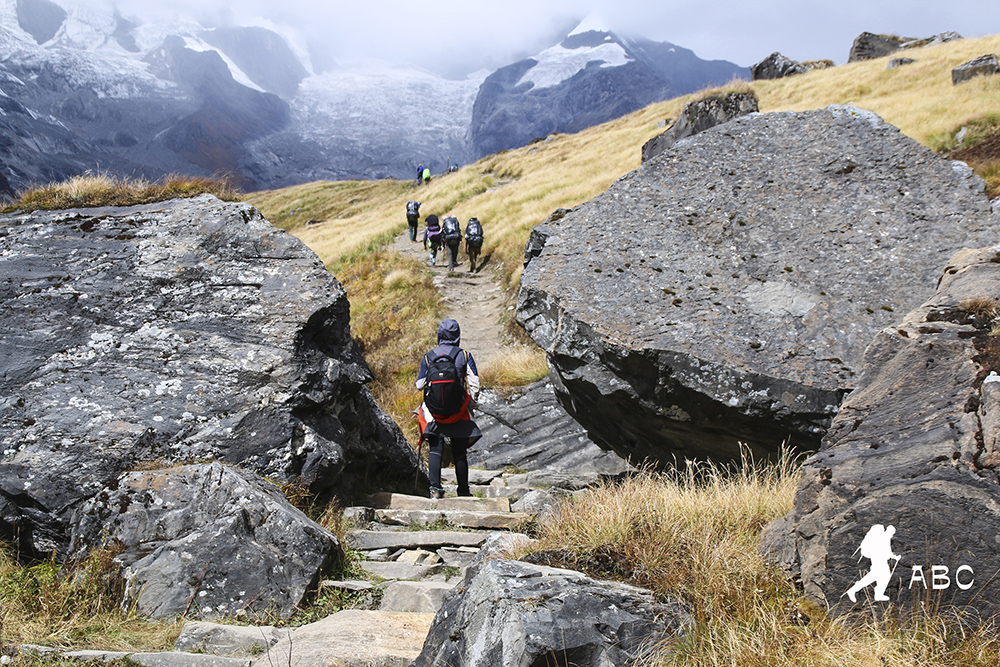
[368,492,510,512]
[375,509,531,530]
[360,561,443,581]
[248,610,434,667]
[347,529,488,551]
[380,580,457,613]
[441,468,506,485]
[131,654,251,667]
[174,621,283,657]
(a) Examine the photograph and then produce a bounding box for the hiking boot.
[429,487,444,500]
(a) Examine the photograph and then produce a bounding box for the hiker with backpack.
[422,166,431,185]
[415,318,481,499]
[423,214,442,265]
[415,164,424,187]
[406,200,421,242]
[441,215,463,271]
[465,217,484,272]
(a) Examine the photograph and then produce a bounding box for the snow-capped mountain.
[0,2,747,193]
[470,14,750,157]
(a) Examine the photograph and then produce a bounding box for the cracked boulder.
[0,194,423,557]
[69,461,340,619]
[762,244,1000,620]
[410,559,691,667]
[516,106,996,465]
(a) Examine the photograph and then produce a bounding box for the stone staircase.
[14,467,597,666]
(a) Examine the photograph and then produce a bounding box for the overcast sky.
[107,0,1000,76]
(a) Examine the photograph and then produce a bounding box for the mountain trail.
[391,231,506,366]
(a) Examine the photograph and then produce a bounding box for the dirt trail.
[390,230,506,366]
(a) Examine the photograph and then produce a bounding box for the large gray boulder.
[68,462,341,619]
[848,32,908,62]
[641,91,758,163]
[750,52,807,80]
[762,245,1000,620]
[0,195,423,556]
[472,380,631,475]
[410,559,691,667]
[516,106,995,466]
[952,54,999,85]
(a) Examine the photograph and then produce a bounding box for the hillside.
[247,32,1000,292]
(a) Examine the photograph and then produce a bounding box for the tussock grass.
[0,544,180,652]
[4,172,240,212]
[331,249,444,445]
[478,345,549,390]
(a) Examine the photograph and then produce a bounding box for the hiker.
[442,215,462,271]
[415,164,423,187]
[423,214,442,265]
[415,318,481,498]
[465,217,484,272]
[406,200,421,242]
[422,166,431,185]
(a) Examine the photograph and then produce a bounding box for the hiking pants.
[427,435,470,495]
[446,241,460,271]
[407,214,419,241]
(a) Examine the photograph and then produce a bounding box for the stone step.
[441,468,506,485]
[379,580,456,613]
[347,529,488,552]
[247,610,434,667]
[368,492,510,513]
[375,508,531,531]
[359,560,443,581]
[441,484,533,499]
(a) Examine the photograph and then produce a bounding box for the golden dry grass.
[4,173,240,212]
[0,545,181,652]
[477,345,549,390]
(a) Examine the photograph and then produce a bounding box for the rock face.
[849,31,964,63]
[762,245,1000,620]
[0,195,423,556]
[68,462,341,619]
[410,559,691,667]
[750,52,807,80]
[516,106,995,466]
[848,33,908,62]
[952,54,1000,85]
[641,91,758,163]
[472,380,631,475]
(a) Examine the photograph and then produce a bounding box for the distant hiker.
[406,200,421,242]
[423,214,442,265]
[442,215,463,271]
[422,166,431,184]
[846,524,900,602]
[415,164,424,187]
[465,217,484,272]
[415,318,481,499]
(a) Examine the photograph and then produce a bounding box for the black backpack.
[423,348,468,419]
[407,200,420,216]
[466,218,484,247]
[442,217,462,242]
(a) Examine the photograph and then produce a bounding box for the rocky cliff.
[763,228,1000,620]
[0,195,423,557]
[517,106,996,466]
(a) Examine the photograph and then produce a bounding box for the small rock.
[952,54,999,85]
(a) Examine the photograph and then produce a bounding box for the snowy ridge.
[517,40,631,90]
